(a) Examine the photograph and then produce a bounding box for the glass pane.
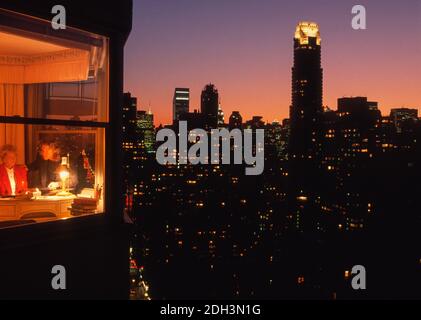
[0,14,109,122]
[0,123,105,227]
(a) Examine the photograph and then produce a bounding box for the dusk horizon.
[125,0,421,126]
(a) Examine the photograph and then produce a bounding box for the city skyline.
[124,0,421,126]
[120,2,421,300]
[4,0,421,302]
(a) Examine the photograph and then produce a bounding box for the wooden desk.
[0,195,76,220]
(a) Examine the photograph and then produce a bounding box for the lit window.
[0,10,108,227]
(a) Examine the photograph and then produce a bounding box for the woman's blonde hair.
[0,144,17,161]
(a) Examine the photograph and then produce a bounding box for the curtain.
[0,84,25,164]
[0,47,90,166]
[26,84,45,163]
[0,49,89,84]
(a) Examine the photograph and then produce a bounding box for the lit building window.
[0,10,108,227]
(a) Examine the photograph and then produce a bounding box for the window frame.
[0,9,112,229]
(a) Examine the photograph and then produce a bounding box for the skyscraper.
[173,88,190,122]
[288,22,324,231]
[201,83,219,130]
[123,92,138,150]
[137,109,155,154]
[218,103,225,126]
[122,93,138,196]
[289,22,323,159]
[229,111,243,130]
[322,97,381,231]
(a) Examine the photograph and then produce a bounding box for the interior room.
[0,17,108,226]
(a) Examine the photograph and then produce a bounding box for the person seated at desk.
[27,141,60,192]
[0,144,28,197]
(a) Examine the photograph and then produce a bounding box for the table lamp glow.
[57,155,71,196]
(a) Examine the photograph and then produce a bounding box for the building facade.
[173,88,190,123]
[0,1,133,299]
[201,84,219,130]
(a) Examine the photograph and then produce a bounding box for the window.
[0,9,108,228]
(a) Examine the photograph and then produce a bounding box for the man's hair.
[38,140,56,151]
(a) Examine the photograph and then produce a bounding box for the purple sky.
[124,0,421,125]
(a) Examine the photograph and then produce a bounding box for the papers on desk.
[70,188,99,216]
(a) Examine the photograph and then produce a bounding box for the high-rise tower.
[137,109,155,154]
[122,92,138,150]
[201,83,219,130]
[289,22,323,159]
[288,22,324,231]
[229,111,243,130]
[173,88,190,122]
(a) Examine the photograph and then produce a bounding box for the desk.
[0,195,76,220]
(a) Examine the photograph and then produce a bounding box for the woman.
[0,144,28,197]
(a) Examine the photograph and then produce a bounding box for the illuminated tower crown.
[294,22,321,46]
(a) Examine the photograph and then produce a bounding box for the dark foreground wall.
[0,0,133,299]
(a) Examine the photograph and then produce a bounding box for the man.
[27,141,60,192]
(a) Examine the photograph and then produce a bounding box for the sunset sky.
[124,0,421,126]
